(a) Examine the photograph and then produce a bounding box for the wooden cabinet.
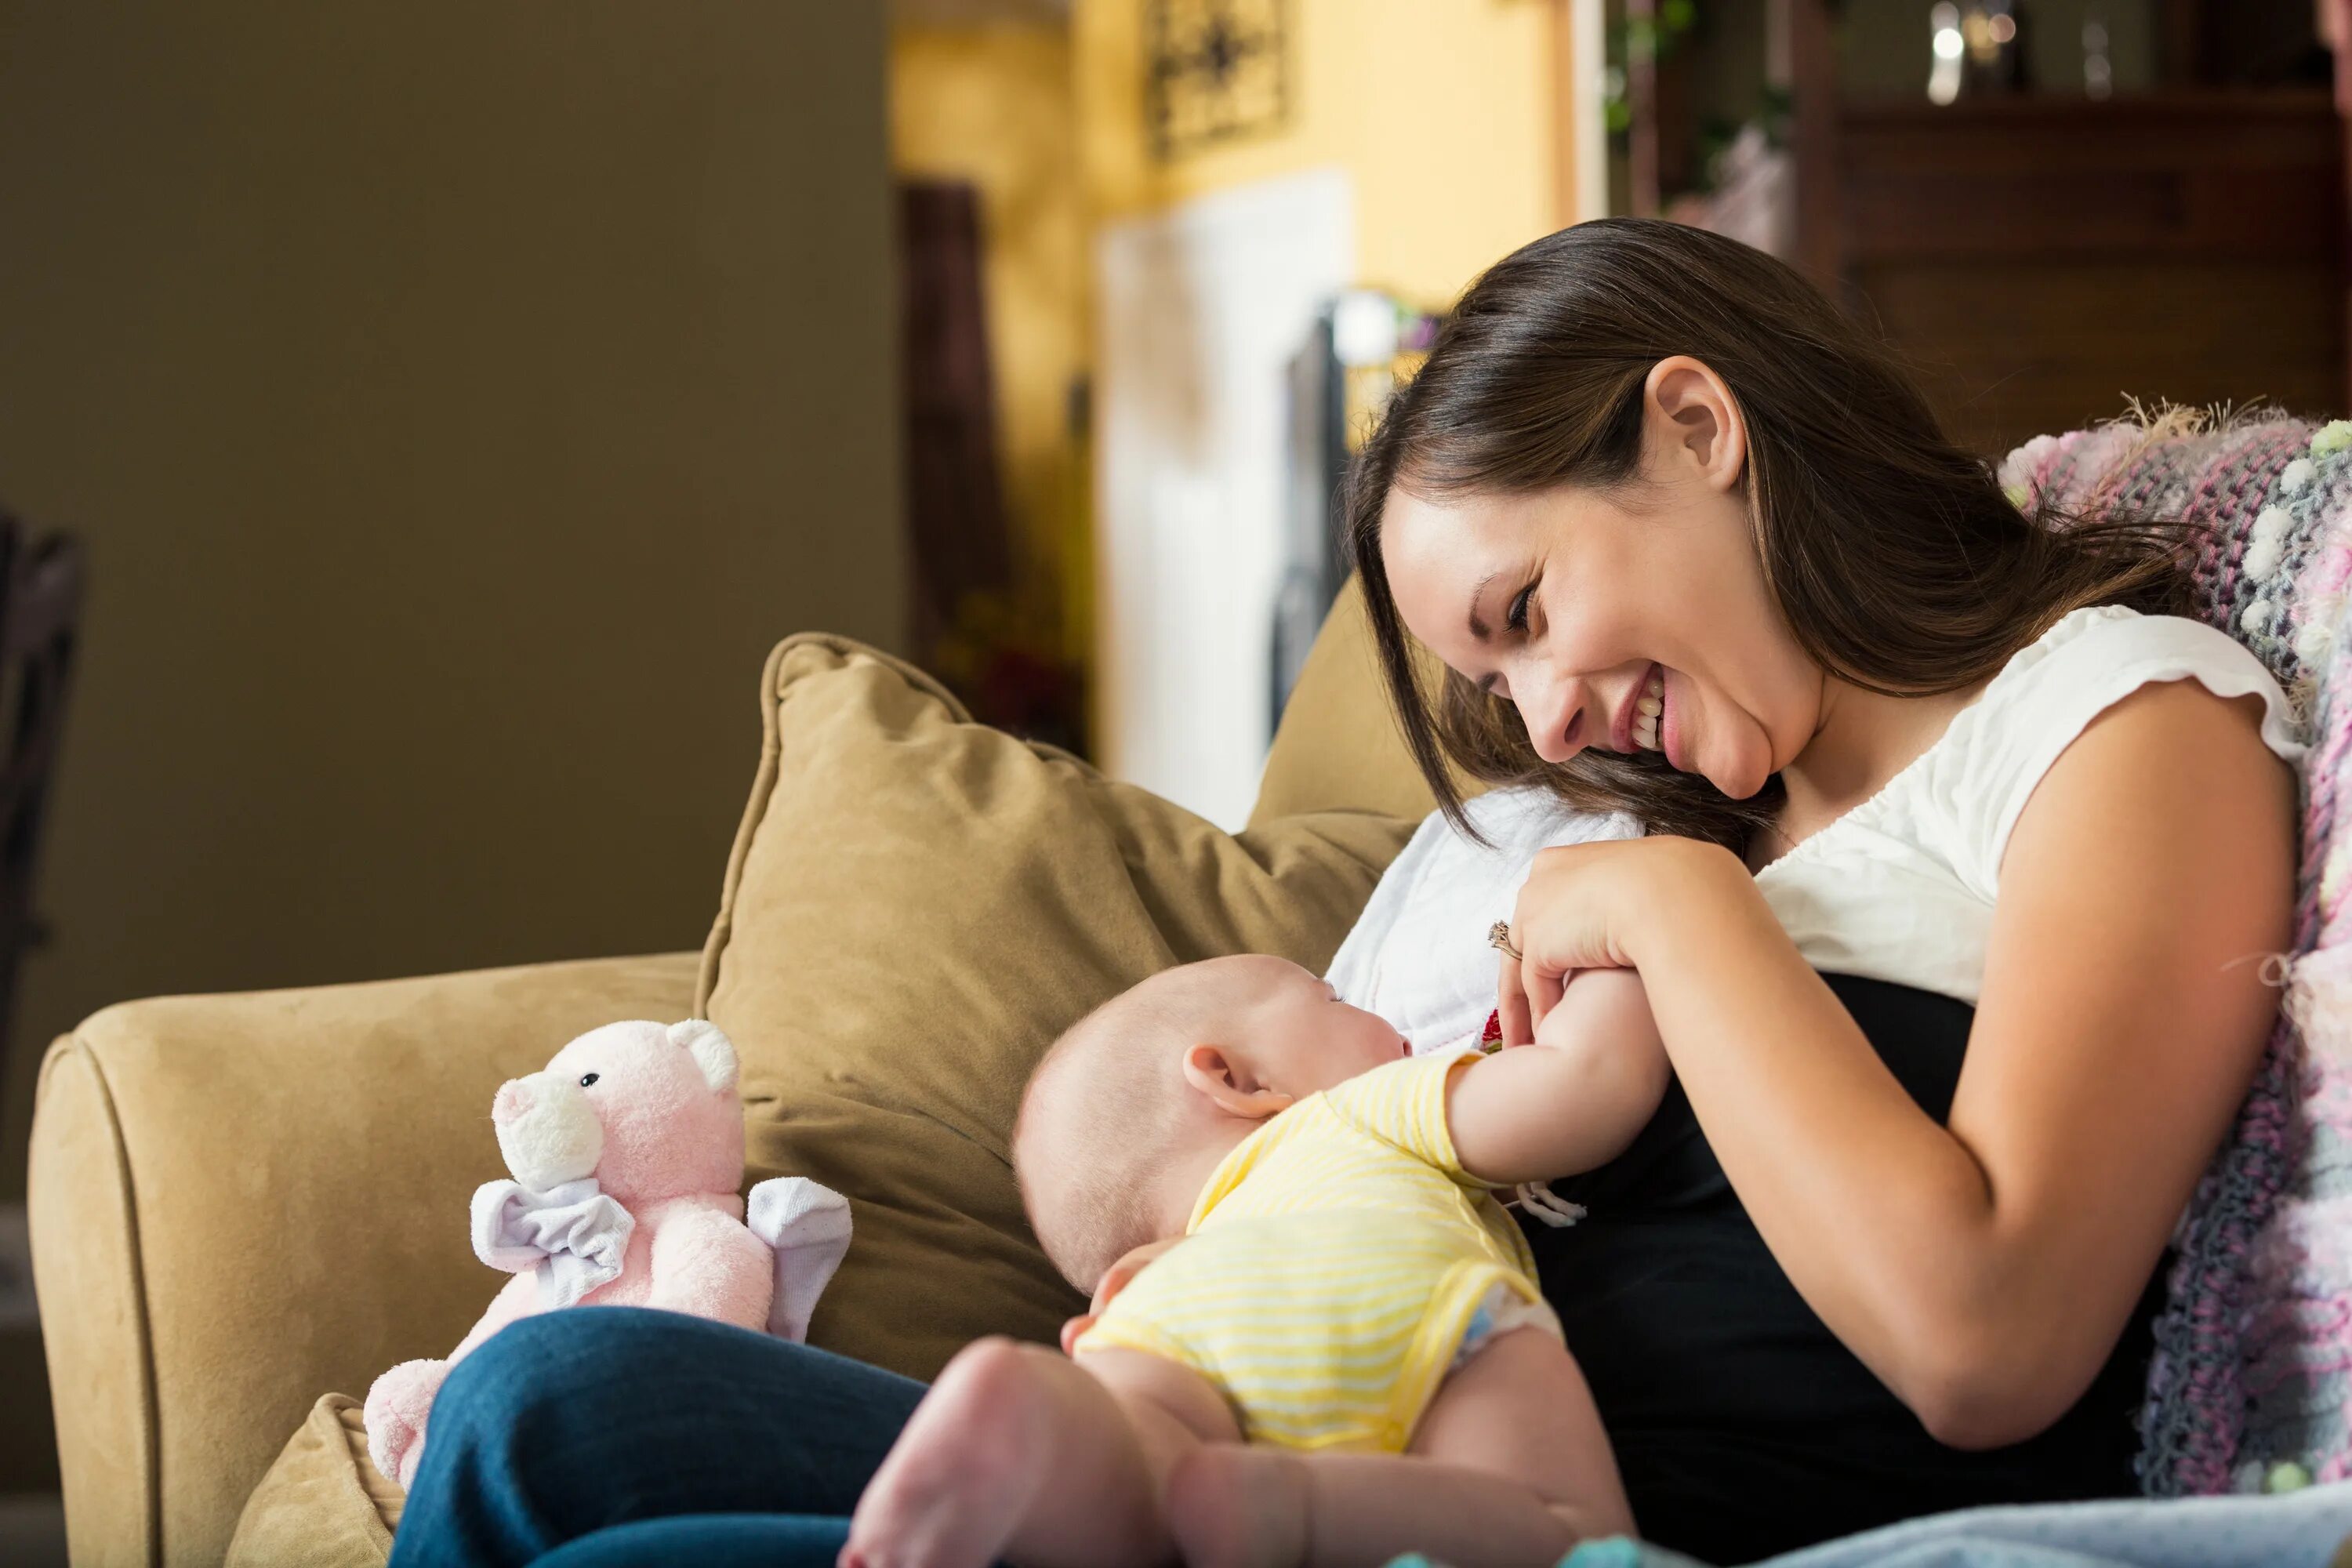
[1780,5,2347,454]
[1819,92,2344,453]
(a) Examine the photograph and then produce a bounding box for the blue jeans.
[385,1308,926,1568]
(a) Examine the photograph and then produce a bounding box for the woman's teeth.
[1633,670,1664,752]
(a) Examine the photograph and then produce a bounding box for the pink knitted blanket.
[2002,412,2352,1496]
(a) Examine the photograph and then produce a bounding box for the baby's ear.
[669,1018,740,1094]
[1181,1043,1290,1120]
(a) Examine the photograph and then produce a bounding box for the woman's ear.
[1642,355,1747,494]
[1182,1043,1294,1121]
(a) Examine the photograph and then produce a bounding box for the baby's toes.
[841,1494,986,1568]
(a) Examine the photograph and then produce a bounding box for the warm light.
[1988,13,2016,43]
[2084,19,2112,100]
[1929,2,1963,103]
[1330,290,1400,369]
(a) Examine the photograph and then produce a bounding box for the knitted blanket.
[1999,412,2352,1497]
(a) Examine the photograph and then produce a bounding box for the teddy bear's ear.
[668,1018,739,1094]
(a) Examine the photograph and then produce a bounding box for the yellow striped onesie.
[1073,1051,1552,1454]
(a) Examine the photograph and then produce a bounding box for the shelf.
[1836,86,2336,128]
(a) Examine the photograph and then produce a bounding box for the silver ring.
[1487,920,1523,962]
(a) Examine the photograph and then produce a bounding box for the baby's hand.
[1058,1236,1184,1356]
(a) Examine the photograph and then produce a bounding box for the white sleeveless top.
[1754,606,2304,1005]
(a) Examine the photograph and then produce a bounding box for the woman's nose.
[1516,666,1588,764]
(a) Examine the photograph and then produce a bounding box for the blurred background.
[0,0,2341,1555]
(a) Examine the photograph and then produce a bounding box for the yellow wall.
[893,23,1093,666]
[1076,0,1565,309]
[890,1,1568,691]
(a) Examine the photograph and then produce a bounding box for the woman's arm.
[1508,681,2295,1449]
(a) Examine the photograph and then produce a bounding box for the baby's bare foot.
[1167,1446,1311,1568]
[840,1338,1051,1568]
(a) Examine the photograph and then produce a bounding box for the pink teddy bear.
[365,1018,777,1489]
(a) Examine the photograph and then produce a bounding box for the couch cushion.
[697,633,1414,1378]
[1251,577,1443,827]
[227,1394,398,1568]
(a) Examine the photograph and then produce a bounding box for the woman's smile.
[1646,665,1692,771]
[1631,664,1665,754]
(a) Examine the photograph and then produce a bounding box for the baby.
[842,953,1671,1568]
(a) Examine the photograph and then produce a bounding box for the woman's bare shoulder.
[2000,670,2294,879]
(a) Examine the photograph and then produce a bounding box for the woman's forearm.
[1624,853,2034,1441]
[1508,782,2279,1450]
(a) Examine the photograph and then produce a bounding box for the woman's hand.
[1497,834,1751,1044]
[1058,1236,1183,1356]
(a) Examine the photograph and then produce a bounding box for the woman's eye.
[1505,585,1535,633]
[579,1073,600,1087]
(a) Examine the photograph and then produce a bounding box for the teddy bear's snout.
[492,1069,604,1190]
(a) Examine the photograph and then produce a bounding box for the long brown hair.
[1346,218,2194,851]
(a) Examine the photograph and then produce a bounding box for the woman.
[387,220,2299,1567]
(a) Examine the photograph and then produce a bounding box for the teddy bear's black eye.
[579,1073,599,1088]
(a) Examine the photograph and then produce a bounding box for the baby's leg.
[1170,1327,1632,1568]
[841,1337,1239,1568]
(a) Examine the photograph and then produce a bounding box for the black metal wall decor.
[1145,0,1290,161]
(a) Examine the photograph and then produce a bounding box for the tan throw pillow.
[699,635,1414,1380]
[227,1395,400,1567]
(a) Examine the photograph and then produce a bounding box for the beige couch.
[27,587,1439,1566]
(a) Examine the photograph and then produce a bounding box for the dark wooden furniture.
[898,179,1014,659]
[1781,2,2347,456]
[1811,90,2345,455]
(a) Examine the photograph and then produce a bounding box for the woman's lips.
[1659,667,1682,770]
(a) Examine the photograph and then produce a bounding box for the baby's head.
[1015,953,1406,1293]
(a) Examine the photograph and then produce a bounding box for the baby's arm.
[1446,967,1671,1185]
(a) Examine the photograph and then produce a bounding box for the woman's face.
[1380,361,1824,801]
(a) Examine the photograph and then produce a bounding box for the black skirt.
[1528,974,2162,1564]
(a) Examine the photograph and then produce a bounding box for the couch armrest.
[27,950,701,1568]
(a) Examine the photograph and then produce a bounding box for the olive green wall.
[0,3,905,1208]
